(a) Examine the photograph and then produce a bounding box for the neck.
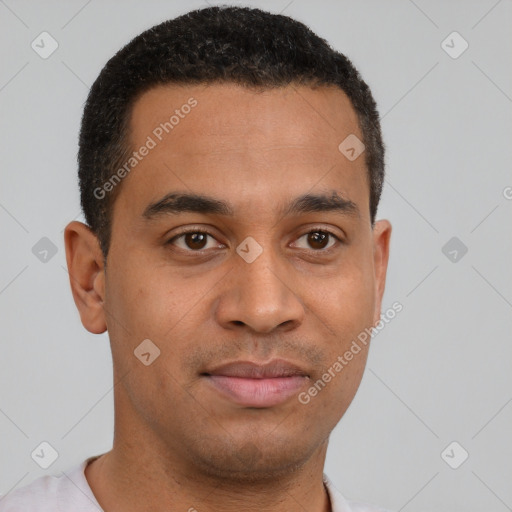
[85,376,332,512]
[86,449,331,512]
[85,425,331,512]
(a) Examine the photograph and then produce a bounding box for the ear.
[371,219,392,325]
[64,221,107,334]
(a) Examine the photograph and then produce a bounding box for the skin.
[64,83,391,512]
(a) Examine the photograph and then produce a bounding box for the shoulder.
[0,473,62,512]
[323,474,393,512]
[0,458,101,512]
[346,501,393,512]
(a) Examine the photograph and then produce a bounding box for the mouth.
[201,359,310,408]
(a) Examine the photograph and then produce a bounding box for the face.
[66,83,391,482]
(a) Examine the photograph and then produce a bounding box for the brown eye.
[294,230,340,251]
[168,230,221,251]
[184,232,208,250]
[307,231,329,250]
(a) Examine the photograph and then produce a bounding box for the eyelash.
[167,227,344,253]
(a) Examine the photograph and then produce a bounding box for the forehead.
[114,82,369,223]
[130,82,361,149]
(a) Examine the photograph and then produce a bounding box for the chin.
[184,430,326,483]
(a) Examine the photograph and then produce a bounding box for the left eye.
[293,230,340,251]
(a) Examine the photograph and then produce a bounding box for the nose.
[214,247,305,334]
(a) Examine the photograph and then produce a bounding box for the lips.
[205,360,309,379]
[202,359,309,408]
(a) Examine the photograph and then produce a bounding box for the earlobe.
[64,221,108,334]
[372,219,392,325]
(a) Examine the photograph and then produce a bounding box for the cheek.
[106,255,190,335]
[310,258,375,343]
[104,253,223,378]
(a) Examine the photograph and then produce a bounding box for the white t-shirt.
[0,456,390,512]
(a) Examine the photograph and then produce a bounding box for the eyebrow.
[142,190,359,220]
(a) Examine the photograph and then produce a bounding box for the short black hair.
[78,5,385,260]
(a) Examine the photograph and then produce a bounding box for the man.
[0,6,392,511]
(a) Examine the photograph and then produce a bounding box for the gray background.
[0,0,511,510]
